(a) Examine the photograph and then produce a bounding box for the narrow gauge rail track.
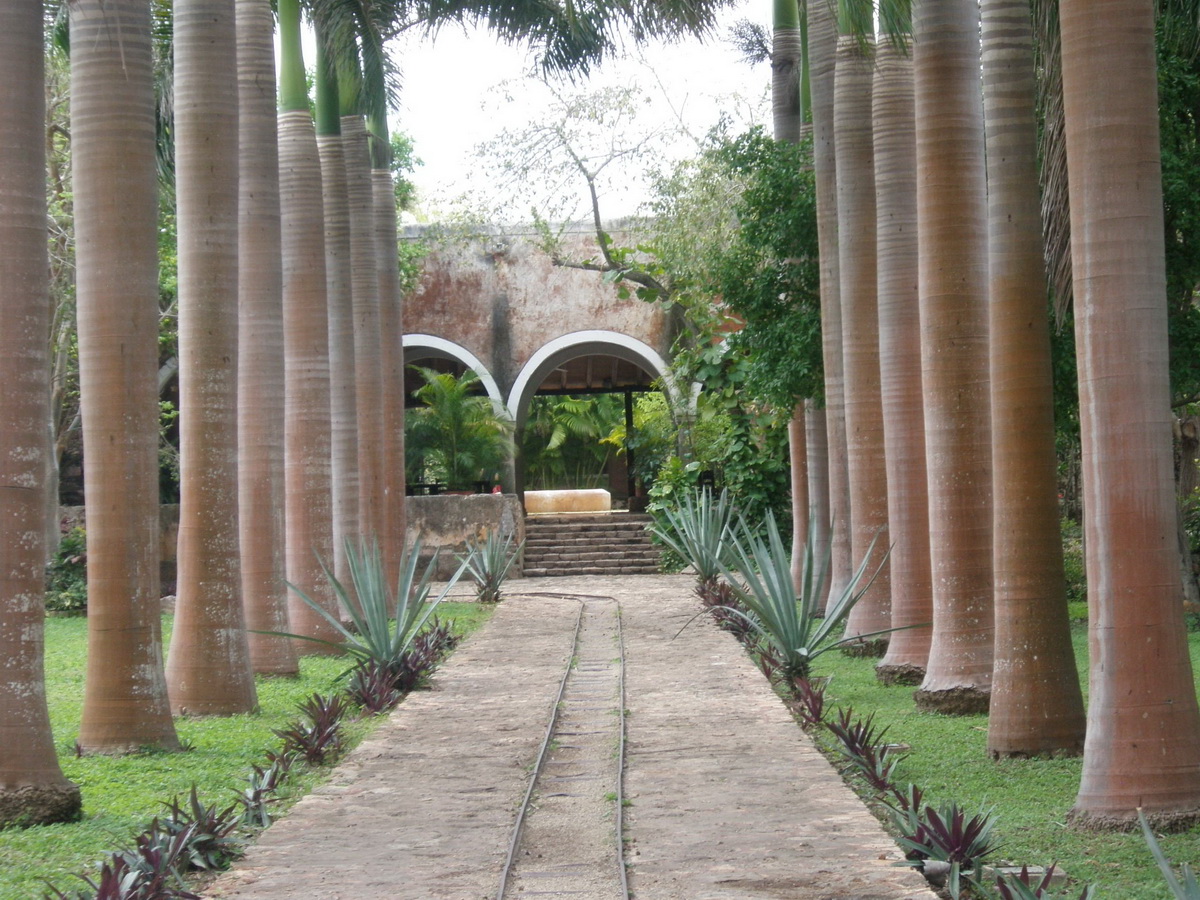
[496,593,630,900]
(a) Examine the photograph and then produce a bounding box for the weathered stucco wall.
[404,224,673,399]
[405,493,525,581]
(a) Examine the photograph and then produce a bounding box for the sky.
[384,1,771,223]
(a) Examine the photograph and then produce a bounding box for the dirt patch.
[876,663,925,686]
[913,686,990,716]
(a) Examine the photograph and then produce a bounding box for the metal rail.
[495,592,630,900]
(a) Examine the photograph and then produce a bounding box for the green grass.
[2,601,491,898]
[812,625,1200,899]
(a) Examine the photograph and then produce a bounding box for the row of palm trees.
[0,0,733,828]
[774,0,1200,828]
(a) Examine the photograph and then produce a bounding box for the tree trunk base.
[875,662,924,686]
[988,741,1083,761]
[913,686,990,715]
[0,782,82,828]
[1067,805,1200,833]
[840,637,888,658]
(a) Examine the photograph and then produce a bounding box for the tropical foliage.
[716,511,888,689]
[285,537,465,671]
[405,366,513,489]
[459,529,524,603]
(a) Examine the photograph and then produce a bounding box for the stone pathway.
[204,575,935,900]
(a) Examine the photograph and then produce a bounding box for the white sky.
[384,1,770,222]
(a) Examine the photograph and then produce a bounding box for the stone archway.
[507,330,675,424]
[402,333,507,414]
[508,330,675,503]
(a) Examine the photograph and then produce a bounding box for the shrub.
[285,536,466,674]
[716,511,890,690]
[458,529,523,603]
[46,526,88,613]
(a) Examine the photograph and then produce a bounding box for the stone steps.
[523,512,661,577]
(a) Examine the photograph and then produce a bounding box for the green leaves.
[459,529,524,603]
[285,537,466,672]
[717,511,889,686]
[648,487,736,586]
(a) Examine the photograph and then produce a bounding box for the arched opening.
[402,335,515,492]
[508,331,675,506]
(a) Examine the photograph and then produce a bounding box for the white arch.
[507,329,678,424]
[402,334,508,416]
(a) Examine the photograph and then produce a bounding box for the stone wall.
[406,493,525,581]
[61,496,522,596]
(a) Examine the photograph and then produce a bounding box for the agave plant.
[458,529,524,603]
[649,487,736,596]
[1140,808,1200,899]
[285,536,466,672]
[716,510,891,689]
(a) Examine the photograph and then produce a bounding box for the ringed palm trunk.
[237,0,298,675]
[771,0,810,590]
[278,0,341,651]
[166,0,258,715]
[374,165,407,578]
[72,0,182,748]
[874,36,933,686]
[912,0,994,715]
[315,45,360,592]
[1060,0,1200,826]
[343,115,385,541]
[835,28,891,652]
[805,401,832,600]
[982,0,1083,757]
[807,0,851,612]
[0,0,82,825]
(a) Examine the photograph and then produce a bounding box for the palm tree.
[237,0,299,675]
[166,0,258,714]
[407,367,513,490]
[0,0,82,825]
[873,14,933,686]
[835,2,891,652]
[315,35,361,592]
[981,0,1083,757]
[71,0,183,746]
[807,0,852,614]
[278,0,342,652]
[1059,0,1200,826]
[910,0,994,716]
[341,98,385,548]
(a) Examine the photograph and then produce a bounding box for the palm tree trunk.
[0,0,82,824]
[278,0,341,651]
[1060,0,1200,826]
[982,0,1083,758]
[874,35,933,686]
[807,0,851,613]
[166,0,259,714]
[374,168,407,578]
[912,0,994,715]
[72,0,182,748]
[343,115,385,538]
[836,28,891,652]
[788,402,809,590]
[805,401,832,601]
[237,0,298,676]
[315,43,360,592]
[772,0,809,592]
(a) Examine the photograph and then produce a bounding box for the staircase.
[522,512,662,577]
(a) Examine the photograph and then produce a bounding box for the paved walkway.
[205,575,935,900]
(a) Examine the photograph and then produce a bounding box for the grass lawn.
[812,624,1200,899]
[0,601,492,898]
